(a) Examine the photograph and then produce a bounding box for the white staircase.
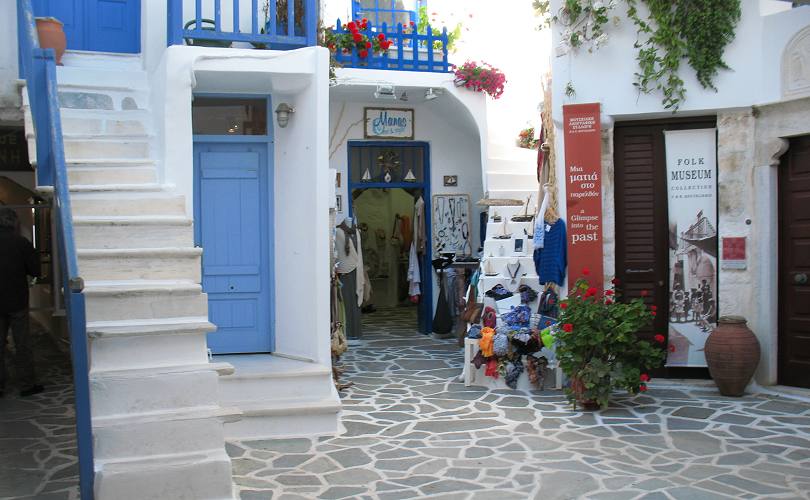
[485,142,540,209]
[24,53,237,500]
[217,354,342,440]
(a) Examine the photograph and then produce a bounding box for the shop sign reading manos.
[563,103,603,291]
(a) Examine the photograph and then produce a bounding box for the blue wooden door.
[194,143,274,354]
[34,0,140,53]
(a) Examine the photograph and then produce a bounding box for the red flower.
[327,43,335,51]
[640,373,650,382]
[358,49,369,58]
[545,321,551,326]
[378,33,386,41]
[654,334,665,343]
[639,384,648,392]
[361,17,368,25]
[585,287,598,297]
[352,33,363,43]
[560,302,568,309]
[669,344,676,352]
[641,290,649,297]
[651,311,657,317]
[347,21,357,31]
[651,305,657,311]
[605,299,613,305]
[563,323,574,333]
[409,21,415,26]
[383,40,392,49]
[582,267,590,276]
[612,277,620,285]
[365,41,372,49]
[604,290,614,296]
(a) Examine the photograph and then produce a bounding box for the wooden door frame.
[346,140,433,334]
[613,115,716,379]
[192,94,276,353]
[777,134,810,387]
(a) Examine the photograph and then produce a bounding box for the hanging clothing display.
[533,218,567,286]
[407,241,421,299]
[336,220,365,339]
[413,196,427,254]
[335,222,365,306]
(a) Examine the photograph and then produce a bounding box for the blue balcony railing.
[16,1,93,499]
[167,0,317,49]
[328,19,451,73]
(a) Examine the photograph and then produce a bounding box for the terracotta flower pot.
[570,376,600,411]
[705,316,760,397]
[36,17,66,66]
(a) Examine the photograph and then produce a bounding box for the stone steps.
[87,317,213,372]
[94,448,234,500]
[83,280,209,323]
[74,215,193,249]
[216,354,341,439]
[67,165,158,185]
[71,191,186,217]
[225,395,342,440]
[23,53,240,499]
[90,366,223,419]
[77,247,202,281]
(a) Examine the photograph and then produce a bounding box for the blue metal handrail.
[328,19,450,73]
[16,2,94,499]
[167,0,317,49]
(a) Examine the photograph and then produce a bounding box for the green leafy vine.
[535,0,742,111]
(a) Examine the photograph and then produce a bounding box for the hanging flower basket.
[453,61,506,99]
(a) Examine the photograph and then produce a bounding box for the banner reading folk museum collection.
[563,103,603,292]
[664,129,718,367]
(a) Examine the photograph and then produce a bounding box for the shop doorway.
[192,96,274,354]
[613,117,715,378]
[347,141,432,334]
[778,135,810,389]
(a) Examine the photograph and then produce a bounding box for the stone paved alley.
[2,310,810,499]
[229,309,810,500]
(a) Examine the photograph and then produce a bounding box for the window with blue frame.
[353,0,426,28]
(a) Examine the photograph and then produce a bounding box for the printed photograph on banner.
[664,129,718,367]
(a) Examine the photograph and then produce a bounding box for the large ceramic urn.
[35,17,66,66]
[705,316,760,397]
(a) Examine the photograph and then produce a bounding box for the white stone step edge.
[236,397,342,417]
[68,183,164,193]
[77,247,202,259]
[223,365,332,381]
[83,279,202,294]
[92,405,240,433]
[27,131,154,141]
[73,215,192,226]
[87,317,214,338]
[92,361,234,380]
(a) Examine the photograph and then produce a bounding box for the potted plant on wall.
[555,272,666,410]
[35,17,66,65]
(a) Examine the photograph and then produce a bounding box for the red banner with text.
[563,103,603,292]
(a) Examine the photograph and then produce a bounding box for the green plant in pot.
[555,272,666,410]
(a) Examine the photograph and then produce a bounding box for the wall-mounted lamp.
[275,103,295,128]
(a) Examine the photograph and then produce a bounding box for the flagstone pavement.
[231,307,810,500]
[3,311,810,500]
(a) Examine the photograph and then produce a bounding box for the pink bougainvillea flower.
[654,334,665,343]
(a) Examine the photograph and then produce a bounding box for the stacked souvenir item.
[461,200,564,391]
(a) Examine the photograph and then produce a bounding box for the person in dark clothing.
[0,207,42,397]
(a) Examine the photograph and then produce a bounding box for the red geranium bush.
[555,274,666,409]
[324,18,392,59]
